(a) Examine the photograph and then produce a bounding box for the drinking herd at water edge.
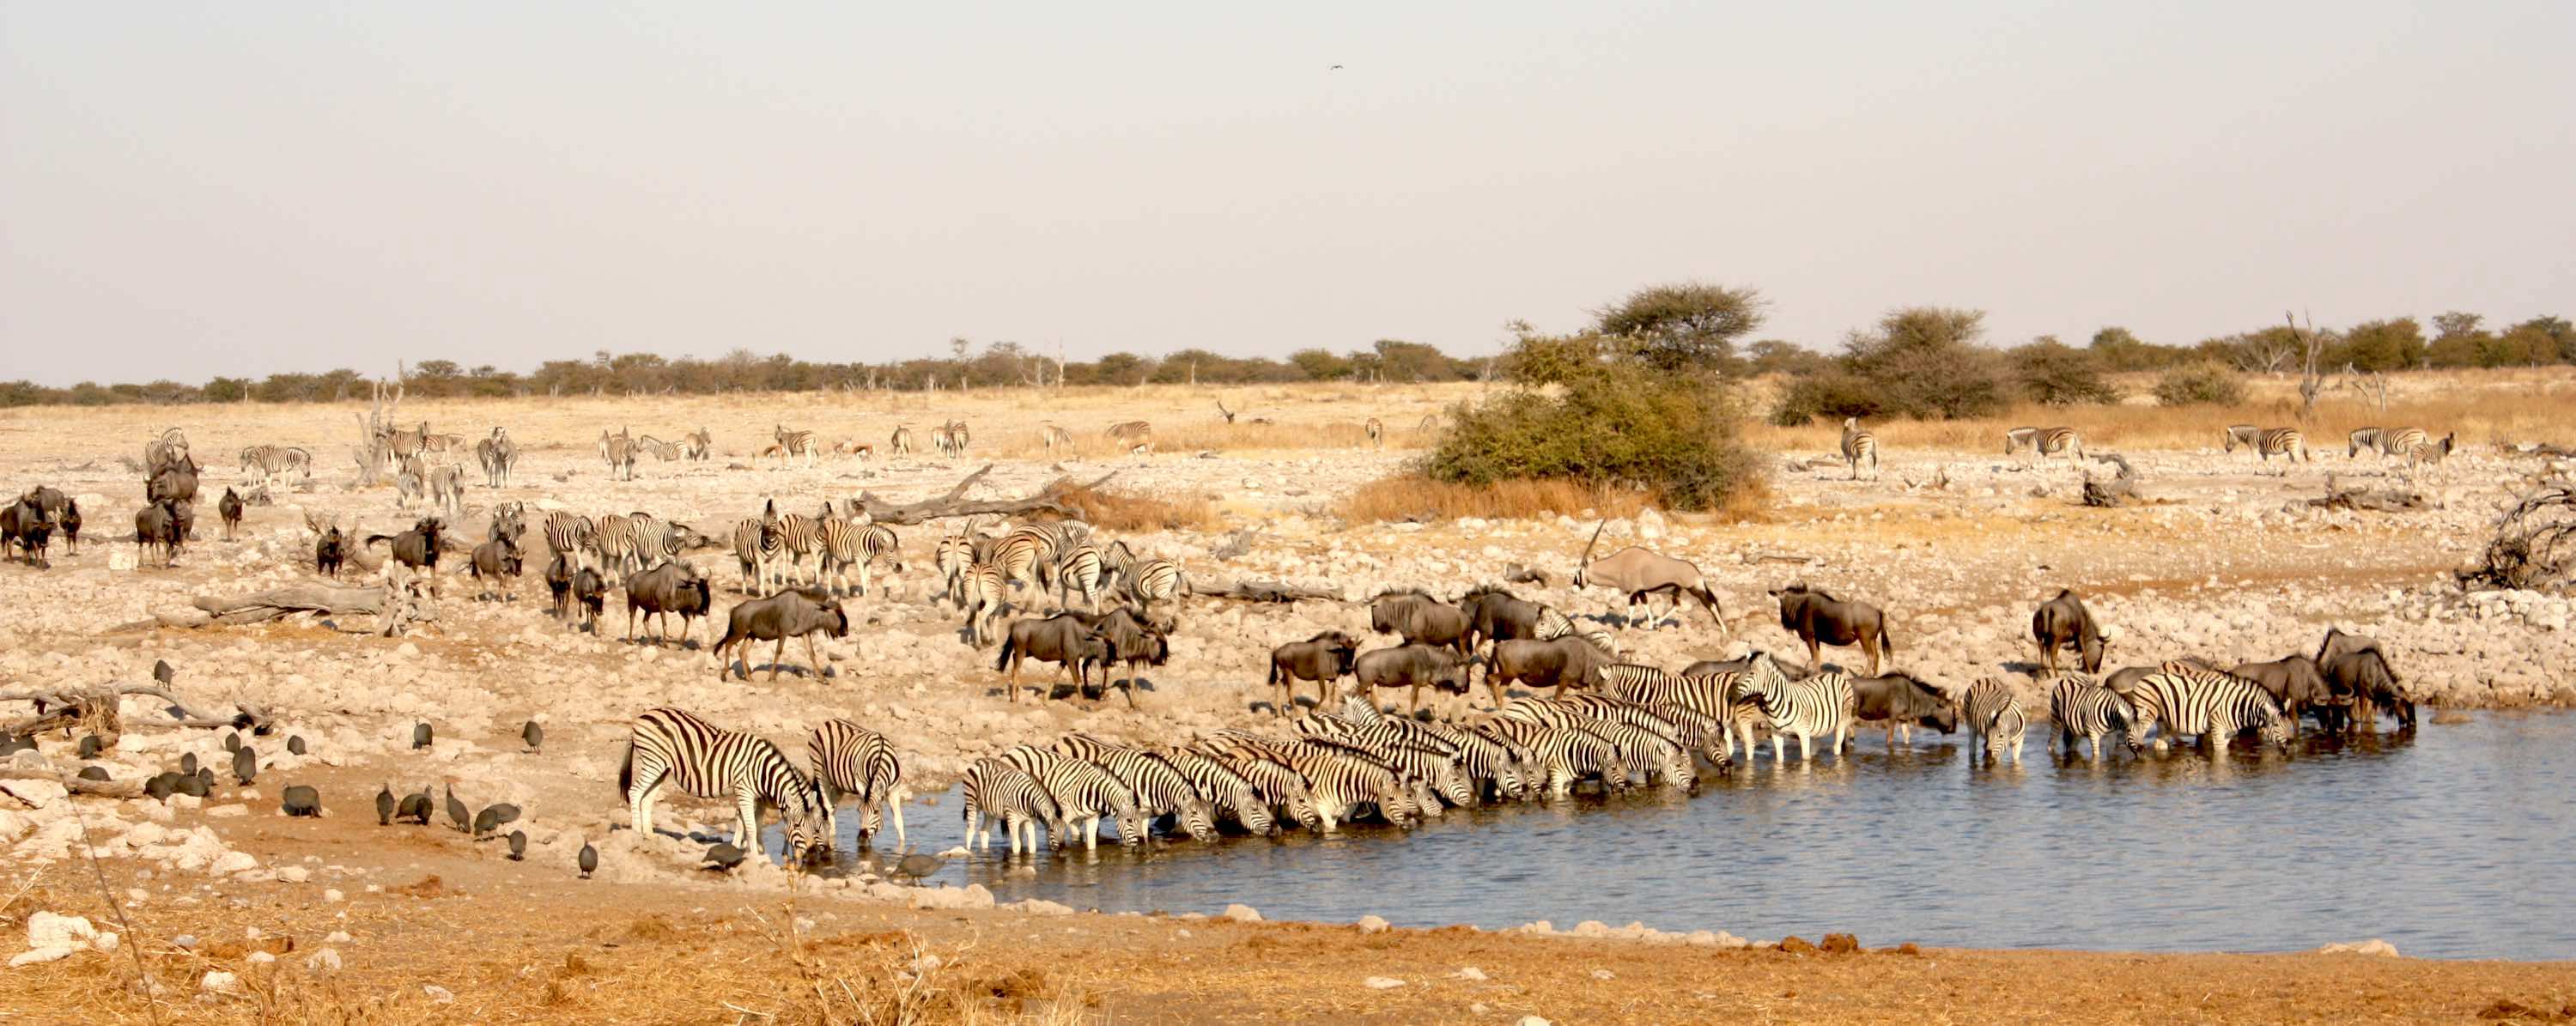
[3,416,2430,870]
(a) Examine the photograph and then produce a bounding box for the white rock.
[8,946,76,968]
[1517,1017,1553,1026]
[323,889,344,903]
[307,948,343,973]
[200,969,240,994]
[2318,938,2400,957]
[1363,976,1405,990]
[26,912,99,950]
[1355,914,1391,934]
[423,984,455,1004]
[277,866,310,883]
[1222,903,1262,923]
[1452,966,1487,980]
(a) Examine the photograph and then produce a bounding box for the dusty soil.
[4,376,2574,1022]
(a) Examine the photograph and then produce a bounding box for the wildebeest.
[2032,589,2113,676]
[365,517,445,574]
[994,613,1109,703]
[147,456,200,509]
[545,553,606,631]
[1267,630,1359,716]
[1460,586,1548,653]
[134,499,188,567]
[469,533,522,601]
[55,496,80,555]
[1353,643,1473,715]
[1367,590,1470,655]
[1771,581,1894,677]
[315,524,347,578]
[1,493,52,566]
[1089,607,1170,707]
[1571,522,1727,632]
[1847,671,1959,746]
[624,561,714,646]
[2229,654,2336,731]
[1479,637,1609,707]
[2317,628,2414,732]
[217,487,244,541]
[713,587,849,682]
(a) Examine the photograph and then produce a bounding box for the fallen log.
[1185,577,1343,604]
[191,584,387,623]
[848,466,1121,525]
[0,769,143,801]
[2082,452,2142,507]
[0,681,269,740]
[2307,476,2430,513]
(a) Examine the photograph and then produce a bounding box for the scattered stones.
[1222,903,1262,923]
[1355,914,1391,935]
[1363,976,1405,990]
[2318,938,2400,957]
[1453,966,1488,980]
[1820,932,1862,954]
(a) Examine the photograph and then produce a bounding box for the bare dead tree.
[2290,311,2333,421]
[2343,362,2391,416]
[350,376,402,488]
[1215,398,1236,424]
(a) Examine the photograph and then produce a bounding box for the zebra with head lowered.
[2112,662,2296,755]
[806,719,906,850]
[1481,717,1630,797]
[2346,427,2385,458]
[619,707,826,865]
[2047,673,2131,759]
[1293,713,1470,813]
[1739,667,1855,762]
[239,445,312,491]
[962,757,1064,855]
[1961,677,2026,764]
[1205,732,1417,832]
[1841,417,1879,480]
[1151,746,1279,835]
[997,745,1147,850]
[2004,426,2082,464]
[2222,424,2263,454]
[817,513,901,598]
[1498,700,1695,791]
[1183,741,1321,832]
[1054,735,1218,841]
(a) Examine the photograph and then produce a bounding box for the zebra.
[1364,417,1384,448]
[635,434,686,462]
[943,420,972,455]
[769,502,828,588]
[1105,421,1151,449]
[957,562,1010,647]
[961,757,1064,854]
[629,514,707,569]
[2346,426,2387,458]
[1102,540,1185,616]
[817,519,900,598]
[600,428,639,481]
[1151,746,1279,835]
[990,525,1058,597]
[392,454,428,508]
[933,532,974,608]
[618,707,825,864]
[1961,677,2026,764]
[2407,432,2455,474]
[420,431,467,458]
[382,422,426,466]
[1481,718,1629,797]
[2378,427,2427,458]
[731,517,784,595]
[593,513,647,578]
[806,719,907,849]
[2113,662,2296,755]
[1183,742,1321,831]
[544,512,598,573]
[476,428,517,488]
[890,425,916,455]
[2256,428,2308,468]
[1054,543,1106,610]
[1741,668,1855,762]
[1498,700,1692,790]
[1054,736,1218,841]
[1040,423,1072,453]
[238,445,312,491]
[1293,715,1471,811]
[427,465,464,521]
[2222,423,2264,453]
[997,745,1146,849]
[2005,426,2083,464]
[1402,718,1533,802]
[1556,692,1729,770]
[1840,417,1878,481]
[2047,673,2132,759]
[1200,732,1413,831]
[773,425,817,468]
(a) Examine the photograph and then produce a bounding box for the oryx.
[1570,521,1727,634]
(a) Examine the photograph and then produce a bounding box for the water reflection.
[769,715,2568,958]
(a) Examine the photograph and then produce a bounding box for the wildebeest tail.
[995,633,1019,671]
[364,534,396,549]
[1879,621,1896,664]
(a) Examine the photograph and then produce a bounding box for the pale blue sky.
[3,2,2567,385]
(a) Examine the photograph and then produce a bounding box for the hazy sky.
[3,3,2568,386]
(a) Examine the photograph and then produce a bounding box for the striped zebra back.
[2348,427,2385,458]
[2258,428,2305,460]
[1485,718,1627,792]
[2047,674,2129,736]
[1281,740,1419,824]
[2120,662,2293,749]
[1101,748,1218,839]
[1186,742,1318,827]
[544,513,597,567]
[1406,719,1529,800]
[625,707,822,859]
[1841,418,1876,461]
[2038,427,2080,458]
[1153,746,1278,835]
[963,757,1061,833]
[2381,427,2427,457]
[1126,556,1186,604]
[1295,716,1470,807]
[1962,678,2023,734]
[2224,424,2262,451]
[1595,664,1669,697]
[999,745,1143,828]
[1748,670,1853,738]
[805,719,901,801]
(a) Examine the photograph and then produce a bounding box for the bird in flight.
[1330,64,1344,70]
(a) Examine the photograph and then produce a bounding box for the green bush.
[1769,369,1889,426]
[1425,365,1760,512]
[2151,361,2245,405]
[2013,339,2121,406]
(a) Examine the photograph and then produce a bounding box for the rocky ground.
[3,385,2572,1021]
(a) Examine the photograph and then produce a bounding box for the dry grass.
[1741,367,2576,456]
[1337,476,1651,524]
[1045,480,1222,532]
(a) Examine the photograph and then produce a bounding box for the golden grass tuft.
[1047,480,1222,532]
[1337,476,1650,525]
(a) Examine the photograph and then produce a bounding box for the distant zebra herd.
[1812,418,2461,482]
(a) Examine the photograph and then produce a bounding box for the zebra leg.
[1795,732,1814,762]
[888,792,908,849]
[736,791,762,853]
[1770,734,1786,763]
[966,806,984,851]
[629,763,666,836]
[817,780,841,847]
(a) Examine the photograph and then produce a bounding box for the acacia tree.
[1593,282,1765,374]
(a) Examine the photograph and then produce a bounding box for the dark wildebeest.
[1090,607,1170,707]
[2229,654,2335,732]
[1480,637,1610,707]
[994,613,1109,703]
[2318,628,2414,732]
[2032,589,2114,676]
[147,455,200,507]
[133,499,187,568]
[1267,629,1359,716]
[217,487,244,542]
[1460,586,1548,653]
[1771,582,1894,677]
[545,553,606,632]
[713,587,849,682]
[56,496,81,555]
[365,518,445,574]
[315,525,346,578]
[1847,671,1959,747]
[1368,590,1471,656]
[625,561,714,646]
[1353,643,1473,715]
[1,493,52,567]
[469,533,522,601]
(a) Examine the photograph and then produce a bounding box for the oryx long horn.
[1576,519,1608,577]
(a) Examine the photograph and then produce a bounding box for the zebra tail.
[615,741,633,796]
